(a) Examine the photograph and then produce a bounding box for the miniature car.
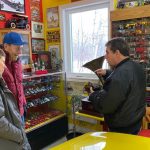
[5,14,30,29]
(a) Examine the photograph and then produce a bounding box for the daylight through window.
[60,0,109,79]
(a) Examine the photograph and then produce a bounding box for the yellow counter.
[50,132,150,150]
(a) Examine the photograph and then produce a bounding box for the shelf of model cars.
[23,78,54,88]
[24,87,53,97]
[26,95,58,108]
[25,110,65,133]
[23,72,65,80]
[110,5,150,21]
[23,73,62,95]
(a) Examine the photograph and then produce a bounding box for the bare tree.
[72,10,108,73]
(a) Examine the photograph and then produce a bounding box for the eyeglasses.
[10,45,23,51]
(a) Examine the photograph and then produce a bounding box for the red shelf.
[25,111,65,133]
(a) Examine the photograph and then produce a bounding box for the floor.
[41,136,67,150]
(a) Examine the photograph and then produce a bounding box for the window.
[60,0,109,80]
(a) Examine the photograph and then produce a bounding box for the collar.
[0,77,7,88]
[115,57,130,69]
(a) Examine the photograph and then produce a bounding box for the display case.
[23,72,68,149]
[0,28,32,69]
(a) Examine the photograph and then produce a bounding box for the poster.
[31,21,44,38]
[32,38,45,52]
[30,0,41,21]
[47,7,59,28]
[0,0,25,14]
[46,30,60,43]
[49,45,59,70]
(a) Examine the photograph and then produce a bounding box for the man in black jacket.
[89,37,146,135]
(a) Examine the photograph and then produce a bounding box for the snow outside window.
[60,0,110,80]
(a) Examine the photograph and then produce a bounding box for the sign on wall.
[31,21,44,38]
[47,7,59,28]
[30,0,41,22]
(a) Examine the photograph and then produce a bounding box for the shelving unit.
[23,72,68,150]
[25,113,66,133]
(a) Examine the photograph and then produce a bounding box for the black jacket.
[89,58,146,128]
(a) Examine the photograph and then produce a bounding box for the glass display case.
[23,72,68,149]
[23,72,67,133]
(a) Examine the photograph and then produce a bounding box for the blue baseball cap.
[3,32,27,45]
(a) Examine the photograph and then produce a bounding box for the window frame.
[59,0,110,80]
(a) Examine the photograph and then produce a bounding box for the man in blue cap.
[2,32,27,123]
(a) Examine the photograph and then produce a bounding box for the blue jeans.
[21,115,25,126]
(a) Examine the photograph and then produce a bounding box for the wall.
[42,0,71,51]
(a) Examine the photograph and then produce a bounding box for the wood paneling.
[111,5,150,21]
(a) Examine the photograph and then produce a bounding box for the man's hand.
[145,107,150,122]
[95,69,106,76]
